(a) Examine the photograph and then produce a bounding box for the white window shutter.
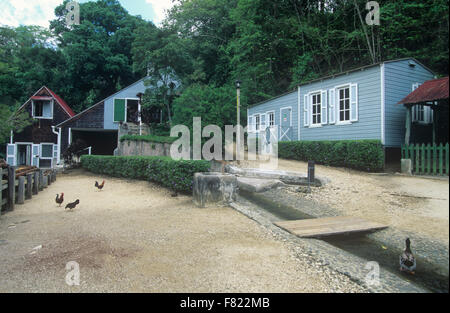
[32,144,39,167]
[321,90,328,125]
[329,88,336,124]
[350,83,358,122]
[260,113,266,130]
[7,144,16,166]
[304,94,309,127]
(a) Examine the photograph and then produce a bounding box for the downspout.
[51,126,61,165]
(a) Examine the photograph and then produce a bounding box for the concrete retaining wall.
[117,140,171,157]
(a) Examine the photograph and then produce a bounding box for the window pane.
[41,144,53,158]
[345,88,349,98]
[345,111,350,121]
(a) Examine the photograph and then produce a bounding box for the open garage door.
[71,129,118,155]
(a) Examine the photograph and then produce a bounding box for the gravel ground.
[0,169,365,293]
[233,158,449,245]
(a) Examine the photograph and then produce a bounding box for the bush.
[81,155,210,193]
[119,134,177,144]
[278,140,384,172]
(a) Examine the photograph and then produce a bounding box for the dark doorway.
[71,130,118,155]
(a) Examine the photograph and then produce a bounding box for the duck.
[399,238,416,274]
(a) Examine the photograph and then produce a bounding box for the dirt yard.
[236,158,449,245]
[0,169,364,293]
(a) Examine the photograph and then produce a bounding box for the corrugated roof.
[46,87,76,117]
[398,77,449,105]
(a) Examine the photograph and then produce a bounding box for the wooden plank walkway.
[274,216,388,238]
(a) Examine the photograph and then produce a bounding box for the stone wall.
[117,139,171,157]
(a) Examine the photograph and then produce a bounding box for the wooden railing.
[401,143,449,176]
[0,167,57,213]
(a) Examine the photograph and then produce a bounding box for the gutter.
[51,126,62,165]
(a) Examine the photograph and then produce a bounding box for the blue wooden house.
[56,76,162,156]
[247,58,435,158]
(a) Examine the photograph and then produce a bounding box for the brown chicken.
[65,199,80,210]
[55,193,64,206]
[95,180,105,191]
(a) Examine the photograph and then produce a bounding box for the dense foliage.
[119,134,177,144]
[1,0,448,144]
[278,139,385,172]
[81,155,210,192]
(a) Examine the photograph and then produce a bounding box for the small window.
[311,93,321,125]
[41,144,53,158]
[268,112,275,127]
[255,114,260,131]
[338,87,350,122]
[33,100,52,118]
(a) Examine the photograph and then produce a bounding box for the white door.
[280,107,292,141]
[32,144,40,167]
[6,144,16,166]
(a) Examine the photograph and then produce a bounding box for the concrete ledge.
[401,159,412,175]
[225,165,328,187]
[193,172,237,208]
[237,177,285,193]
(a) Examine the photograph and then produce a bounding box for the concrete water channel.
[234,187,449,293]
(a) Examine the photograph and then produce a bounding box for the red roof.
[398,77,449,105]
[46,87,76,117]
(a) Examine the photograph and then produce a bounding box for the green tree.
[50,0,150,112]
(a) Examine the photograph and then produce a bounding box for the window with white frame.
[32,100,53,119]
[337,86,350,122]
[311,93,321,125]
[255,114,260,131]
[268,112,275,127]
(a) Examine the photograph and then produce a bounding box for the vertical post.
[39,170,44,191]
[405,105,412,145]
[415,144,419,175]
[439,143,443,175]
[26,173,32,200]
[43,175,48,188]
[432,106,437,145]
[421,144,425,174]
[445,143,449,175]
[433,144,437,175]
[17,176,25,204]
[33,171,39,195]
[48,172,52,186]
[235,80,241,163]
[0,170,3,213]
[7,166,15,211]
[426,144,431,175]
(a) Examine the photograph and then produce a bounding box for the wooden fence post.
[39,170,44,191]
[17,176,25,204]
[53,170,57,182]
[26,173,33,200]
[33,171,39,195]
[43,175,48,188]
[7,166,15,211]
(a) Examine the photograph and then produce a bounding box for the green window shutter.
[114,99,126,122]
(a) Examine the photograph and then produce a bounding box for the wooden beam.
[26,173,33,200]
[17,176,25,204]
[7,166,16,211]
[33,171,39,195]
[405,105,412,145]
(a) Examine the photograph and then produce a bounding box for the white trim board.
[380,63,386,145]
